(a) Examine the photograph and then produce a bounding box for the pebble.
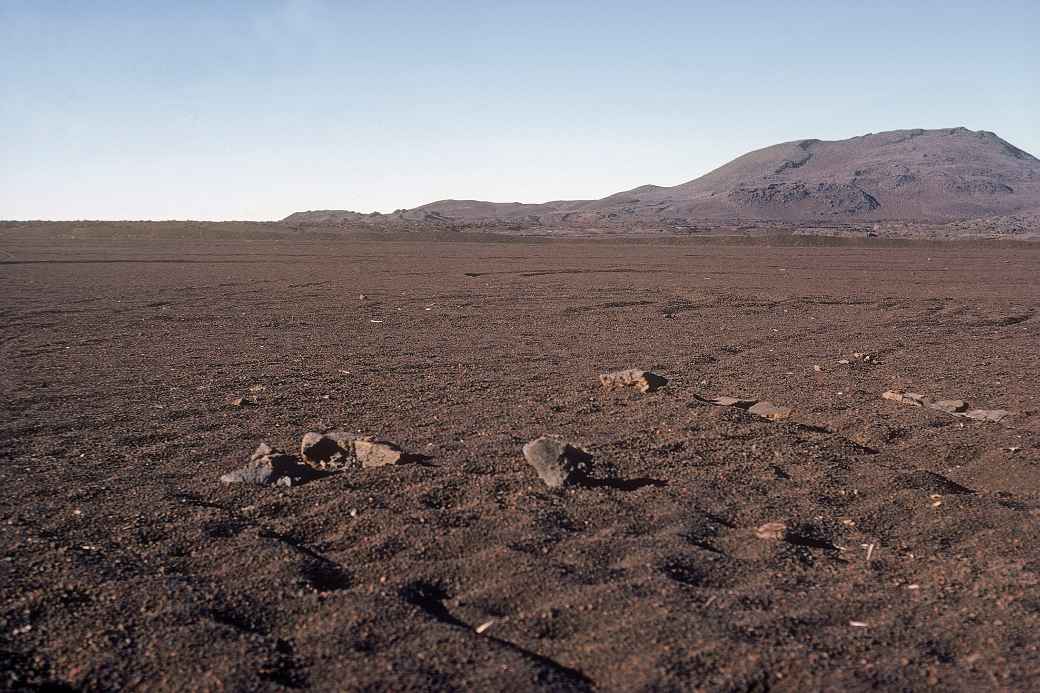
[747,401,793,421]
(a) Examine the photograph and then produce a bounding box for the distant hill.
[284,128,1040,226]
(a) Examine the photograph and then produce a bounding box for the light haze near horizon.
[2,0,1037,221]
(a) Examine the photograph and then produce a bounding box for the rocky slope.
[285,128,1040,226]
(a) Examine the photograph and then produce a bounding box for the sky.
[2,1,1037,220]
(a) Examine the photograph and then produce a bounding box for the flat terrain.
[2,236,1039,691]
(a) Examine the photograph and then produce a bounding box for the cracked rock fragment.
[354,437,405,467]
[931,399,968,414]
[882,390,928,407]
[522,436,592,488]
[961,408,1011,422]
[599,369,668,393]
[300,431,356,467]
[882,390,1010,422]
[220,443,299,485]
[694,394,792,420]
[301,431,406,468]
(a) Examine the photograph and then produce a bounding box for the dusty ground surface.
[2,235,1039,691]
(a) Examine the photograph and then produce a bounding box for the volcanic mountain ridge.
[285,127,1040,226]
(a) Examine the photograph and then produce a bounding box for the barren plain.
[2,233,1039,691]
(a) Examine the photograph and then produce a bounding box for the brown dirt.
[2,236,1039,691]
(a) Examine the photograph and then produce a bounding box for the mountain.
[284,128,1040,226]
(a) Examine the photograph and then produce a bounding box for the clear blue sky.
[2,1,1037,220]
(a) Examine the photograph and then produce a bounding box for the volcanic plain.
[2,233,1039,691]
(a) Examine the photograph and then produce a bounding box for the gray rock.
[932,399,969,414]
[962,408,1011,422]
[522,436,592,488]
[220,443,299,485]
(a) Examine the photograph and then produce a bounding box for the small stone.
[276,476,293,487]
[962,409,1010,422]
[884,390,1011,422]
[709,396,759,408]
[522,436,592,488]
[747,401,792,421]
[599,369,668,393]
[882,390,927,407]
[755,522,787,540]
[354,437,404,468]
[838,359,850,365]
[229,397,255,407]
[813,365,822,372]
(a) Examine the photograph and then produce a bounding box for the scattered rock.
[932,399,968,414]
[747,401,792,421]
[354,437,405,467]
[962,408,1011,422]
[599,369,668,393]
[707,396,759,408]
[522,436,592,488]
[229,396,256,407]
[301,431,407,468]
[882,390,928,407]
[882,390,1011,422]
[220,443,299,485]
[300,431,356,466]
[755,522,787,540]
[813,365,823,372]
[694,394,792,420]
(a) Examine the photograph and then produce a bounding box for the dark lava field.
[2,234,1039,691]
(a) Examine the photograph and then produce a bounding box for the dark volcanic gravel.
[2,236,1039,691]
